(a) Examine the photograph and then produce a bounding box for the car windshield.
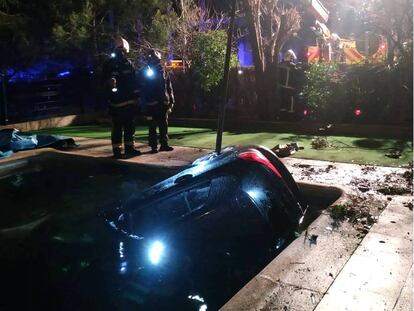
[127,182,211,233]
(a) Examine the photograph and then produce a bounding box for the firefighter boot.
[125,146,141,157]
[113,147,124,159]
[159,145,174,152]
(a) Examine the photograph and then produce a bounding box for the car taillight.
[238,150,282,178]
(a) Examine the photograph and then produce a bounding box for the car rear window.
[128,182,211,231]
[240,167,290,220]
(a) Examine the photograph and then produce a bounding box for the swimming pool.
[0,152,342,310]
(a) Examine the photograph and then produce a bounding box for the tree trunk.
[386,35,395,65]
[244,0,268,119]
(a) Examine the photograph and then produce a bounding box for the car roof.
[142,146,243,197]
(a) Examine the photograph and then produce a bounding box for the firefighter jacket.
[279,61,304,90]
[139,63,175,116]
[102,56,139,108]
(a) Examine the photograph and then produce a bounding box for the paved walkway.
[315,196,412,311]
[61,137,209,168]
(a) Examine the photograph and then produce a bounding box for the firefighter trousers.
[148,112,169,149]
[110,105,135,151]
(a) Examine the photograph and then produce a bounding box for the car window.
[241,168,297,222]
[128,182,211,232]
[183,182,210,212]
[240,169,276,220]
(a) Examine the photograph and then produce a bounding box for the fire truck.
[305,0,387,64]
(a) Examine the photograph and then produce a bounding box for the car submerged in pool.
[1,145,305,311]
[104,145,306,310]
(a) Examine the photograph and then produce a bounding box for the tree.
[364,0,412,64]
[145,8,177,52]
[242,0,300,120]
[0,0,45,71]
[191,29,238,92]
[141,1,229,62]
[51,0,168,67]
[323,0,413,65]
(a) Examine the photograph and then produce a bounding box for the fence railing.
[1,76,99,124]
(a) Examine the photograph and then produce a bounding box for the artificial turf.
[36,125,413,167]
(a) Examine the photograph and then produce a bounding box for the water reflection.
[119,261,127,274]
[119,241,124,258]
[148,240,165,265]
[188,294,208,310]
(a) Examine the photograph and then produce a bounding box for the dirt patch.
[287,158,412,239]
[328,193,385,234]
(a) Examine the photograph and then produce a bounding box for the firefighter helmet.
[115,36,130,54]
[284,49,297,63]
[147,49,162,62]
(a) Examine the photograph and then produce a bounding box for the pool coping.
[220,182,352,311]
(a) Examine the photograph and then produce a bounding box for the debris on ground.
[361,166,377,174]
[329,204,348,221]
[357,184,370,192]
[329,196,383,232]
[404,201,413,211]
[377,186,411,195]
[318,124,333,132]
[402,162,413,186]
[310,292,316,304]
[286,157,412,240]
[385,149,403,159]
[272,142,304,158]
[308,234,318,245]
[295,164,311,168]
[311,136,330,149]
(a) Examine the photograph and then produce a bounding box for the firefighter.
[279,50,297,112]
[139,49,175,153]
[279,50,303,114]
[102,36,141,159]
[330,33,343,62]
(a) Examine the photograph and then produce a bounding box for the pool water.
[0,155,170,229]
[0,153,174,310]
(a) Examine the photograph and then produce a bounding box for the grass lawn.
[36,125,413,167]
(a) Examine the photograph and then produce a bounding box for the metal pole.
[0,70,8,125]
[215,0,236,154]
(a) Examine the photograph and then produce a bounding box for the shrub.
[303,63,342,121]
[190,30,238,92]
[330,204,347,221]
[311,136,330,149]
[303,61,412,125]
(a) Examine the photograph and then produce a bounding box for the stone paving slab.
[314,197,413,311]
[257,281,322,311]
[59,137,209,168]
[394,265,413,311]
